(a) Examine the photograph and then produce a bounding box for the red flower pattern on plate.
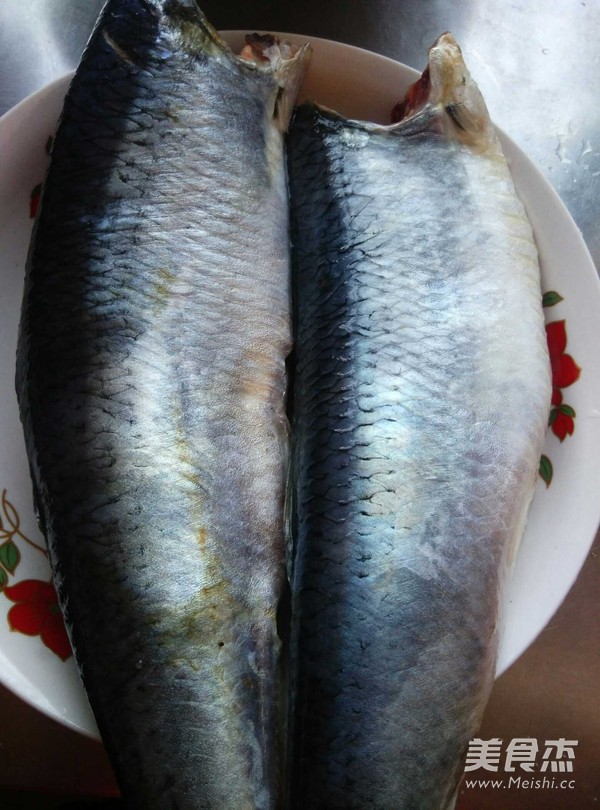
[0,491,71,660]
[4,579,72,661]
[546,319,581,442]
[538,294,581,487]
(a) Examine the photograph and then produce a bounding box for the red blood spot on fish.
[391,66,431,123]
[29,184,42,219]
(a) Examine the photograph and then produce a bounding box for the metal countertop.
[2,0,599,269]
[0,2,598,808]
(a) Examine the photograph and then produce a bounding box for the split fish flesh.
[287,32,551,809]
[16,1,309,807]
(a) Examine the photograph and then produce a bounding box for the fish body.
[287,34,551,809]
[16,2,308,808]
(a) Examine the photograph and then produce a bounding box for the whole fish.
[16,1,309,808]
[287,33,551,809]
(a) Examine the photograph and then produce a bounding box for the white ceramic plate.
[0,34,599,740]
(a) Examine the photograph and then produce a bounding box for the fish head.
[428,33,492,141]
[393,32,497,152]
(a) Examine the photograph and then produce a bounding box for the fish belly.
[16,3,297,808]
[287,104,551,809]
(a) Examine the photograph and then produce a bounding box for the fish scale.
[287,35,550,809]
[17,1,309,808]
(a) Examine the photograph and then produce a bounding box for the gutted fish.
[16,1,309,808]
[287,33,551,809]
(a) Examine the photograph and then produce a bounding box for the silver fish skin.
[287,33,551,810]
[16,2,309,808]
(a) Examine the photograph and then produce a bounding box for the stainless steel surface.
[1,0,599,271]
[0,1,598,807]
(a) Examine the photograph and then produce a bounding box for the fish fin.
[239,35,312,131]
[393,32,496,151]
